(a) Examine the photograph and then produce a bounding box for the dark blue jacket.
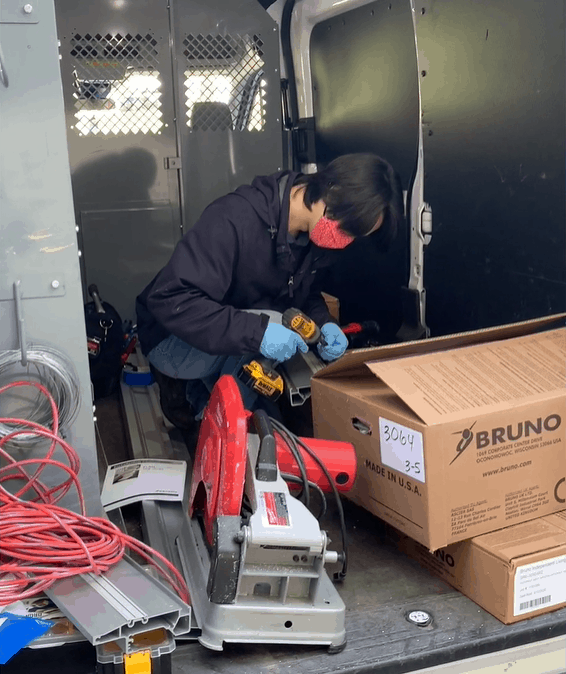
[136,171,335,356]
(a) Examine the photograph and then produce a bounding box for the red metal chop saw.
[176,375,356,652]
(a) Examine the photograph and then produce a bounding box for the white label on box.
[378,417,425,483]
[514,554,566,616]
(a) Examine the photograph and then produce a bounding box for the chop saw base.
[177,515,346,653]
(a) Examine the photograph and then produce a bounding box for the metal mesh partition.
[183,33,266,131]
[55,0,282,319]
[69,32,163,136]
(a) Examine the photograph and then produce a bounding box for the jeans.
[147,310,282,418]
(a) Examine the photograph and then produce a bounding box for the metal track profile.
[120,348,201,638]
[44,556,191,653]
[120,351,183,462]
[120,349,192,560]
[279,350,326,407]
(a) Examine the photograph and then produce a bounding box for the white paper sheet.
[100,459,187,511]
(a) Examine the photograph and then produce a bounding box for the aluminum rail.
[45,556,191,653]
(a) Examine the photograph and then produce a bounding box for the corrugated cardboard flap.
[365,327,565,425]
[549,512,566,531]
[314,313,565,380]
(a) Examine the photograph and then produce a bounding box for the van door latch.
[420,204,432,245]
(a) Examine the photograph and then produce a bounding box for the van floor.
[5,390,566,674]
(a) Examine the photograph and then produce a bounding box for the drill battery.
[239,357,284,401]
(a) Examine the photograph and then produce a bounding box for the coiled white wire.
[0,344,81,448]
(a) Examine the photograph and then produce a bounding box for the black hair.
[293,153,404,250]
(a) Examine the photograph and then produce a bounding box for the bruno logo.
[555,478,566,504]
[434,550,455,567]
[450,421,477,464]
[450,414,562,464]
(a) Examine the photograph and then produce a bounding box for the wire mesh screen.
[69,32,164,136]
[183,34,266,132]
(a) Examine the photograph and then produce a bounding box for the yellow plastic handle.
[124,650,152,674]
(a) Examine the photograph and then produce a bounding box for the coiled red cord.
[0,381,190,605]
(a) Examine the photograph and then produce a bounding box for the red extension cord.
[0,381,190,606]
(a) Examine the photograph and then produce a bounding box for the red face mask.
[310,216,355,249]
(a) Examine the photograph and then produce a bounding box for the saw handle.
[88,284,105,315]
[253,410,277,482]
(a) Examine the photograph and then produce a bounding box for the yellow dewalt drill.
[239,308,323,401]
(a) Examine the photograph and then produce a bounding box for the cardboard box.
[394,511,566,624]
[312,314,566,550]
[321,292,340,322]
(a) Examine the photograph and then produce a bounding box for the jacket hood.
[233,170,295,222]
[231,170,335,272]
[233,170,301,269]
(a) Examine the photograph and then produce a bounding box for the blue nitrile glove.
[318,323,348,362]
[260,323,308,363]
